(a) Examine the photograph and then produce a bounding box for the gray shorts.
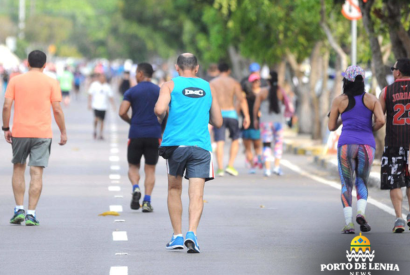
[167,146,214,181]
[12,138,52,167]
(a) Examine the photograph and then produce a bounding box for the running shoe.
[273,167,284,176]
[130,188,141,210]
[10,209,25,224]
[142,201,154,213]
[248,168,256,174]
[393,218,405,233]
[407,214,410,230]
[185,231,200,253]
[225,166,238,176]
[264,169,271,177]
[216,169,225,177]
[166,234,184,250]
[25,214,39,226]
[341,222,355,234]
[254,156,263,170]
[356,212,371,232]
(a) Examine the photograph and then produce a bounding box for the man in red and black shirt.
[379,58,410,233]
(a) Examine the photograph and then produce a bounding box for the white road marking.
[110,205,123,212]
[281,160,406,219]
[110,266,128,275]
[109,156,120,162]
[114,220,126,222]
[113,231,128,241]
[115,253,128,256]
[111,180,120,184]
[110,174,121,180]
[111,165,120,170]
[111,143,118,148]
[110,125,117,132]
[114,195,124,198]
[108,186,121,191]
[111,148,119,154]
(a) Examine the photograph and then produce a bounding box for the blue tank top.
[338,93,375,149]
[162,77,212,151]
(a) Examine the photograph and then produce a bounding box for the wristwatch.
[2,127,10,131]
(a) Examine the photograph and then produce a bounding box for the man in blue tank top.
[155,53,222,253]
[119,63,161,213]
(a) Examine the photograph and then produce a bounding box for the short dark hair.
[397,58,410,76]
[218,62,230,72]
[137,63,154,78]
[28,50,46,68]
[177,53,198,70]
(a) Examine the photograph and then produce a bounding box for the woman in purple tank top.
[328,65,385,234]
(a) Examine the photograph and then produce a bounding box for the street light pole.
[19,0,26,39]
[351,19,357,65]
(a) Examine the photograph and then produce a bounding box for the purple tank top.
[338,93,375,149]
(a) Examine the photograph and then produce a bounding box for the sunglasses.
[391,67,398,72]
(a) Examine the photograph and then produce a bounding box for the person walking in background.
[379,58,410,233]
[155,53,222,253]
[253,71,293,177]
[119,63,161,213]
[2,50,67,226]
[329,65,385,234]
[73,69,84,100]
[204,63,219,82]
[211,62,250,176]
[242,73,263,174]
[58,66,74,107]
[88,74,116,140]
[119,71,131,98]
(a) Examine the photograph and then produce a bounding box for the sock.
[132,184,140,192]
[27,210,36,217]
[357,199,367,215]
[143,195,151,202]
[174,234,183,238]
[343,207,353,225]
[15,205,24,212]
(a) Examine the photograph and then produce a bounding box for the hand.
[243,116,250,129]
[59,132,67,146]
[253,119,259,130]
[4,130,12,144]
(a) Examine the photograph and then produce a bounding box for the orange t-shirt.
[5,71,62,138]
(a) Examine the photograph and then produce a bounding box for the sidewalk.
[283,129,381,188]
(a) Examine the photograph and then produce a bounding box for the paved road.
[0,93,409,275]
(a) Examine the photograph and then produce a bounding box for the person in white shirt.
[88,74,116,139]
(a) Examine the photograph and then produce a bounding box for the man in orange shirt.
[2,50,67,226]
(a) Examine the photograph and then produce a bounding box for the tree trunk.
[310,42,323,140]
[385,0,409,58]
[320,49,330,142]
[286,50,312,134]
[228,46,243,79]
[359,0,388,89]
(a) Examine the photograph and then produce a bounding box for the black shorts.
[94,109,106,120]
[62,91,70,97]
[128,138,161,165]
[213,117,240,142]
[381,146,410,190]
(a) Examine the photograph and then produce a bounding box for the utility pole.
[19,0,25,39]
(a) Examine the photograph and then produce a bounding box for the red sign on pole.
[342,0,362,20]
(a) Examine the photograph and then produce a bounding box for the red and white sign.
[342,0,362,20]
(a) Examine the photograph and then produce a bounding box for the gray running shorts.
[12,138,52,167]
[167,146,214,181]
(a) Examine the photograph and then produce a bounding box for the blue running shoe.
[166,234,184,250]
[10,209,25,224]
[185,231,200,253]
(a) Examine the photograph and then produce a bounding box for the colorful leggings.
[337,144,375,208]
[260,122,283,161]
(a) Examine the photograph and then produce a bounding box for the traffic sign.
[341,0,362,20]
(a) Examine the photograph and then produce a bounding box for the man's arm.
[154,81,173,123]
[234,81,250,129]
[253,88,268,130]
[2,98,13,143]
[119,100,131,124]
[51,101,67,145]
[379,88,387,114]
[209,85,222,128]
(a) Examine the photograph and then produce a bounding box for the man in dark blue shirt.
[119,63,161,212]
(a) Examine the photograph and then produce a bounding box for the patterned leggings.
[260,122,283,161]
[337,144,375,208]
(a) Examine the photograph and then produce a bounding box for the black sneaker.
[142,201,154,213]
[393,218,405,233]
[25,214,40,226]
[130,188,141,210]
[10,209,25,224]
